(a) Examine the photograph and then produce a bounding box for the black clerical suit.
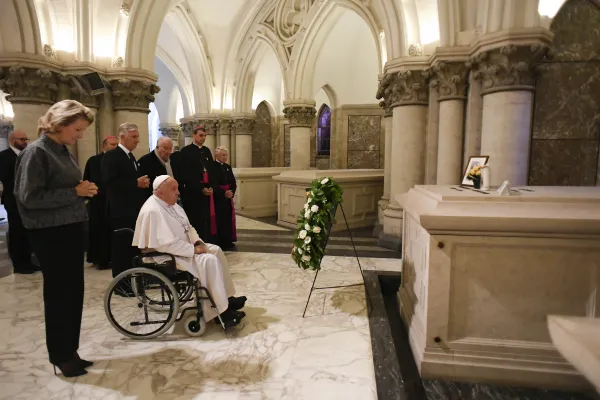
[176,143,217,243]
[83,152,111,268]
[101,146,146,278]
[138,150,168,199]
[211,160,237,249]
[0,147,33,272]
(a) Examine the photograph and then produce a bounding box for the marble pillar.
[201,118,218,152]
[375,105,393,235]
[218,118,232,153]
[0,66,59,137]
[433,62,468,185]
[463,70,483,169]
[425,83,439,184]
[471,44,549,186]
[283,100,316,170]
[232,115,255,168]
[375,70,429,250]
[110,78,160,159]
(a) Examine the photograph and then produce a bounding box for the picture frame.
[461,156,489,186]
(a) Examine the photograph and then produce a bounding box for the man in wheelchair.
[132,175,247,328]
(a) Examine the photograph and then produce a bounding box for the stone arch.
[0,0,42,54]
[125,0,172,70]
[254,101,273,167]
[529,0,600,186]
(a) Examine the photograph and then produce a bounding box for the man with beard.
[0,130,36,274]
[83,135,119,270]
[176,126,217,243]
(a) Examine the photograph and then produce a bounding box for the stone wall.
[530,0,600,186]
[253,102,272,167]
[338,105,384,169]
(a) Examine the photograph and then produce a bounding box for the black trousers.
[5,204,32,269]
[110,217,138,279]
[28,222,84,365]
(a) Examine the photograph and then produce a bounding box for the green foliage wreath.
[291,177,343,271]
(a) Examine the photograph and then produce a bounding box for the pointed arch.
[0,0,42,54]
[316,104,332,156]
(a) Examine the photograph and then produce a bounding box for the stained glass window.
[317,104,331,156]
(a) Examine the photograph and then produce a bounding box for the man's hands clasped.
[137,175,150,189]
[76,180,99,197]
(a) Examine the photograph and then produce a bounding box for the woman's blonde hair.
[38,100,94,136]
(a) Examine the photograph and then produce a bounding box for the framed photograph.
[461,156,489,186]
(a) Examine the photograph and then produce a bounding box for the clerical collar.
[10,145,21,155]
[193,142,204,150]
[118,143,131,155]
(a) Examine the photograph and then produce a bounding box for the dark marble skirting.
[364,272,600,400]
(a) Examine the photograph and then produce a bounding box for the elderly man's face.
[156,140,173,162]
[10,131,29,151]
[157,178,180,206]
[215,151,228,163]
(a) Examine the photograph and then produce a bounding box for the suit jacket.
[0,148,18,209]
[138,151,168,198]
[101,147,146,220]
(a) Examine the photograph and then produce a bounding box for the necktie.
[128,152,138,170]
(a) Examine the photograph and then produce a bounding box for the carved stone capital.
[282,106,316,126]
[378,100,393,117]
[0,66,59,105]
[109,78,160,112]
[376,69,430,107]
[217,118,233,135]
[195,118,219,135]
[468,44,549,95]
[159,126,181,140]
[430,61,468,101]
[232,117,256,135]
[180,121,194,137]
[58,73,100,109]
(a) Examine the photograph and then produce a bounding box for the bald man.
[83,136,119,269]
[0,131,35,274]
[138,136,174,198]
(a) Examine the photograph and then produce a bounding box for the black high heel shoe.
[52,360,87,378]
[73,352,94,369]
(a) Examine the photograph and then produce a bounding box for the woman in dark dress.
[14,100,98,377]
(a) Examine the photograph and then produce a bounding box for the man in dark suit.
[211,146,237,250]
[0,130,35,274]
[176,125,217,243]
[83,135,119,270]
[138,136,174,198]
[101,123,149,279]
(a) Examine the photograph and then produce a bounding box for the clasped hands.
[202,187,213,196]
[137,175,150,189]
[225,190,234,199]
[75,180,99,197]
[194,244,207,254]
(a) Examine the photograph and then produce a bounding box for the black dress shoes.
[13,265,37,274]
[228,296,247,311]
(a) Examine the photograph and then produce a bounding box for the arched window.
[317,104,331,156]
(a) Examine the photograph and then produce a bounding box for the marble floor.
[0,250,401,400]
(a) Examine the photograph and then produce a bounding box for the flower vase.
[472,178,481,189]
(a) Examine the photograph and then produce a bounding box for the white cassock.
[132,195,236,322]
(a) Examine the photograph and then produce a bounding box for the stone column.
[375,104,393,235]
[232,115,255,168]
[283,100,316,170]
[0,66,59,138]
[197,117,218,152]
[159,124,182,150]
[433,62,468,185]
[425,81,440,184]
[218,117,232,153]
[376,70,429,250]
[462,70,483,169]
[110,78,160,159]
[470,44,548,186]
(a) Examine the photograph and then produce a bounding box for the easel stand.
[302,202,372,318]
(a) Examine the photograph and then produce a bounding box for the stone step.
[0,258,12,279]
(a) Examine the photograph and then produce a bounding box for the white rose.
[304,237,311,244]
[304,203,309,210]
[312,226,321,234]
[305,246,311,252]
[311,205,319,212]
[304,211,311,219]
[297,247,303,254]
[302,255,311,261]
[307,197,312,203]
[299,230,307,239]
[305,223,310,230]
[321,178,329,185]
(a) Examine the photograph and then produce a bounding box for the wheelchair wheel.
[183,314,206,337]
[104,268,180,339]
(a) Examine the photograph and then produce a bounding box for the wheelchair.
[103,228,226,339]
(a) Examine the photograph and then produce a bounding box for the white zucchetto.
[153,175,171,191]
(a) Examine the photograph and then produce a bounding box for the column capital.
[376,69,430,107]
[430,61,469,102]
[467,44,549,95]
[283,105,316,126]
[58,73,99,109]
[231,116,256,135]
[0,65,59,105]
[109,78,160,112]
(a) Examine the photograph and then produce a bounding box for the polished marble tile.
[236,216,288,231]
[0,252,391,399]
